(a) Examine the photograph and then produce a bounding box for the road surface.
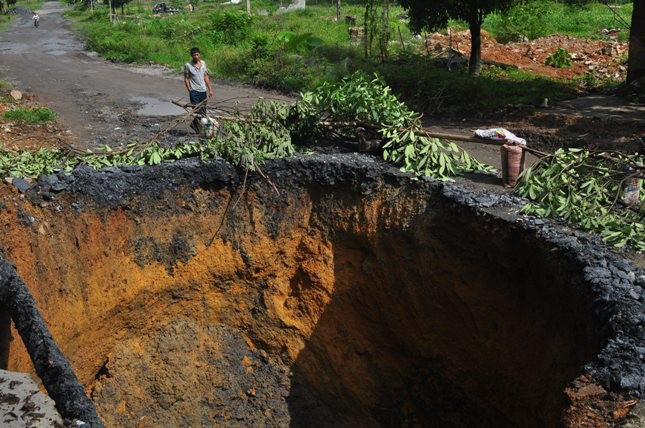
[0,1,286,146]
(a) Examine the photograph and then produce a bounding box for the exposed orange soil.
[0,184,370,425]
[427,30,628,80]
[0,170,636,426]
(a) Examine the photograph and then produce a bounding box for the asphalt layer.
[0,1,287,147]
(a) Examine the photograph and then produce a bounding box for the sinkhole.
[0,154,642,427]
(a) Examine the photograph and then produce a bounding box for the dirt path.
[0,1,287,147]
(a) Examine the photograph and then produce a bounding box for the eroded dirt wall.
[0,156,639,427]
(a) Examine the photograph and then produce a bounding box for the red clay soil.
[563,375,640,427]
[427,30,629,80]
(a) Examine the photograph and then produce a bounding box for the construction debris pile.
[426,30,629,81]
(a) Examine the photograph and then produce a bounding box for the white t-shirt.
[184,60,208,93]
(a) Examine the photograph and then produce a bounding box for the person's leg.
[189,90,207,133]
[193,91,207,114]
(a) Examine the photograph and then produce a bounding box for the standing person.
[32,13,39,27]
[183,47,213,133]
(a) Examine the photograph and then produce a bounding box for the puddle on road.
[0,42,31,54]
[130,96,185,116]
[42,40,78,55]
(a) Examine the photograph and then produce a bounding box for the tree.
[627,0,644,85]
[398,0,517,75]
[111,0,132,15]
[364,0,391,61]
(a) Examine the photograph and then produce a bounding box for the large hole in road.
[0,156,634,427]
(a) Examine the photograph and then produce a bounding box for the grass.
[0,80,14,104]
[0,15,10,31]
[64,0,628,113]
[4,107,57,124]
[372,58,577,113]
[20,0,47,11]
[482,0,633,42]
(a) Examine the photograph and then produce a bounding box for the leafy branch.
[516,149,644,251]
[291,73,495,180]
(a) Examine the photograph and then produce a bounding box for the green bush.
[495,0,551,42]
[4,107,57,124]
[545,48,572,68]
[277,31,324,53]
[250,35,271,60]
[209,11,253,44]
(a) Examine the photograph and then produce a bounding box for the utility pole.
[246,0,250,14]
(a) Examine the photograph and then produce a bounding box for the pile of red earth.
[426,30,628,80]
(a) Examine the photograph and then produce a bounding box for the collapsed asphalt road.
[0,1,287,147]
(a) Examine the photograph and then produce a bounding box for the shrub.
[209,11,253,44]
[277,31,324,53]
[251,35,271,60]
[494,0,551,42]
[545,48,572,68]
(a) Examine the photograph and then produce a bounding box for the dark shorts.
[189,90,207,105]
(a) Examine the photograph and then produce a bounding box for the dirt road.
[0,1,286,146]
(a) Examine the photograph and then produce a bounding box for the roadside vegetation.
[64,0,632,113]
[3,107,57,124]
[460,0,632,42]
